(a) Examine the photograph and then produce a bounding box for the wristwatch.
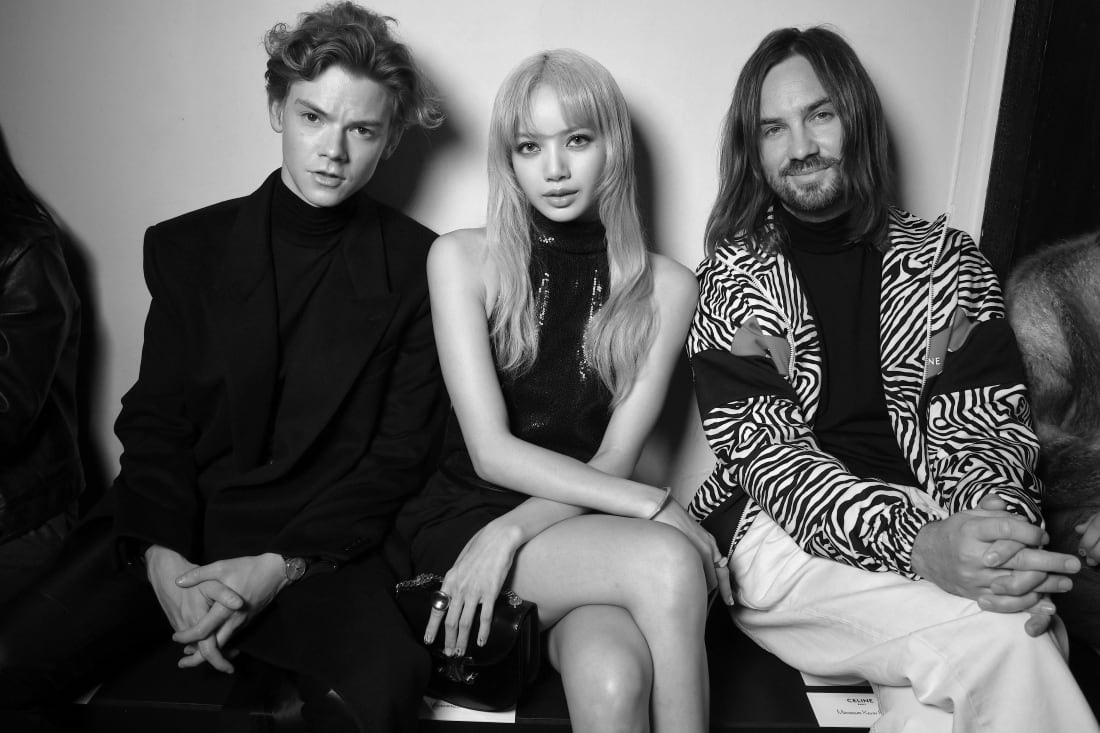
[284,556,309,584]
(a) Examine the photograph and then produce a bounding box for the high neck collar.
[775,203,862,254]
[272,176,358,246]
[529,208,607,255]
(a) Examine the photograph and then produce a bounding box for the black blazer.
[112,171,445,564]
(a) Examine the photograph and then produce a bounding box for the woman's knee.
[635,525,708,610]
[560,637,652,730]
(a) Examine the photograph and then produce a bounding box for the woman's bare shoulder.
[428,227,492,274]
[430,227,488,261]
[649,252,699,303]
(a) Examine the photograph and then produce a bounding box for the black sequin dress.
[397,211,614,575]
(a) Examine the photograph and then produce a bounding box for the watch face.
[286,557,307,582]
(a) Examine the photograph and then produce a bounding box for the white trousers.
[730,510,1100,733]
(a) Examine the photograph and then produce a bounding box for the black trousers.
[0,518,429,732]
[0,511,72,609]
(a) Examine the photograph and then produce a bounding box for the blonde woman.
[397,50,729,732]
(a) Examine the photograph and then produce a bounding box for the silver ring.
[430,589,451,612]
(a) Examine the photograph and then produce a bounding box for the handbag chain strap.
[397,572,526,608]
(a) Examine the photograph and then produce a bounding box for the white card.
[419,696,517,724]
[806,691,881,727]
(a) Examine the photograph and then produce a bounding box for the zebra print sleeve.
[689,256,939,578]
[925,237,1042,521]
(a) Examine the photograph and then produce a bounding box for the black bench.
[71,605,1100,732]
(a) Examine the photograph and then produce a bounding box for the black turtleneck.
[776,204,916,486]
[271,178,355,351]
[529,208,607,254]
[505,208,612,456]
[267,179,356,432]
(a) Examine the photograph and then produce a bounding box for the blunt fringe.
[486,49,656,404]
[264,2,443,131]
[705,26,893,257]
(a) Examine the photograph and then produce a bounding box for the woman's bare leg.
[549,605,652,733]
[509,515,709,733]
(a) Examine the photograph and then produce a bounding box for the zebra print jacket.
[688,206,1042,579]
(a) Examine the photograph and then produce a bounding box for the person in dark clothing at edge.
[0,4,446,732]
[0,128,82,608]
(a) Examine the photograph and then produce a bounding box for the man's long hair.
[487,49,655,405]
[705,26,893,257]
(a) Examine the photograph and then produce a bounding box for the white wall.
[0,0,1013,495]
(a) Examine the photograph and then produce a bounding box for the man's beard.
[767,155,846,218]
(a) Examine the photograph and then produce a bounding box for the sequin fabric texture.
[499,213,613,461]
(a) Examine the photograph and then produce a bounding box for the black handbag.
[395,572,541,712]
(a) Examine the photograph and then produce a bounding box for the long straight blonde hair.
[486,49,655,404]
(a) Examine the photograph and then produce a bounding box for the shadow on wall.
[633,121,658,251]
[53,219,112,515]
[883,118,903,215]
[364,121,461,213]
[635,352,698,489]
[631,119,698,488]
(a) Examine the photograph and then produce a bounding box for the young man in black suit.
[0,4,446,731]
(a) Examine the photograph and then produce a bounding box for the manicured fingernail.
[477,637,486,647]
[1040,602,1056,614]
[984,551,1000,566]
[443,647,453,657]
[1089,558,1099,567]
[423,635,431,644]
[727,595,735,606]
[978,597,991,610]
